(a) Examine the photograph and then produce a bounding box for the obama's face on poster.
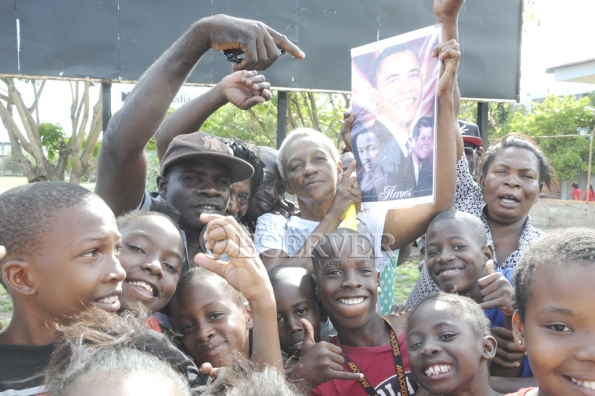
[372,50,423,134]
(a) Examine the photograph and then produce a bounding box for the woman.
[406,133,557,306]
[254,40,461,314]
[584,183,594,202]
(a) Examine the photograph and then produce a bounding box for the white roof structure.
[546,58,595,84]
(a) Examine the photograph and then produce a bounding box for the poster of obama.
[351,25,441,209]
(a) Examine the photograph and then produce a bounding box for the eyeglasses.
[464,147,477,157]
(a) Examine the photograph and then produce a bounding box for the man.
[411,117,434,197]
[458,120,483,181]
[95,14,304,262]
[366,44,426,198]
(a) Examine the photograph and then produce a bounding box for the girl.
[117,206,185,330]
[171,213,282,372]
[407,293,501,396]
[510,228,595,396]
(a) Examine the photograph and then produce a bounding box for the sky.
[1,0,595,143]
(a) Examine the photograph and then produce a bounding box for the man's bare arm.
[95,15,304,216]
[155,71,271,161]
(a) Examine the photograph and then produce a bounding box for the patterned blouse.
[404,155,544,307]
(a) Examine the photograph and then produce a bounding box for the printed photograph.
[351,25,442,209]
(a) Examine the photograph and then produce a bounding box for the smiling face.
[158,158,232,233]
[173,282,251,367]
[357,132,382,173]
[374,50,423,133]
[225,178,252,222]
[414,126,433,162]
[481,147,543,225]
[513,262,595,396]
[283,137,341,205]
[273,277,321,358]
[118,215,184,314]
[408,300,494,395]
[31,198,125,318]
[425,219,491,302]
[314,234,378,331]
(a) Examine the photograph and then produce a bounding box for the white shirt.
[255,208,394,273]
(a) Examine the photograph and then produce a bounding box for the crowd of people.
[1,1,594,396]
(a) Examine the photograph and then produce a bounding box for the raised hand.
[216,70,272,110]
[194,213,272,303]
[340,110,355,152]
[491,327,525,368]
[389,304,412,317]
[327,161,362,224]
[435,39,460,98]
[288,319,363,391]
[433,0,465,21]
[271,199,300,219]
[206,15,305,71]
[477,260,515,316]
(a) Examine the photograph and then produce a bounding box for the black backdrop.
[0,0,522,100]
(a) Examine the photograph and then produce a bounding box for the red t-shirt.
[505,388,537,396]
[572,187,582,200]
[312,332,418,396]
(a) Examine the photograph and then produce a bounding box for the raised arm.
[434,0,464,117]
[155,71,272,161]
[383,40,460,250]
[95,15,304,216]
[195,213,283,371]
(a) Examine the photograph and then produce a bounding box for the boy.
[268,266,322,361]
[424,210,536,390]
[310,228,418,396]
[0,182,125,395]
[424,211,514,326]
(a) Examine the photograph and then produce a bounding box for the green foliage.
[145,150,160,192]
[507,95,595,181]
[200,92,348,148]
[38,122,66,161]
[394,260,420,305]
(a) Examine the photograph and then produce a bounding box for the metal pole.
[588,130,594,204]
[476,102,489,150]
[101,83,112,133]
[276,91,288,149]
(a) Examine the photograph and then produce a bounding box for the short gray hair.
[277,128,340,181]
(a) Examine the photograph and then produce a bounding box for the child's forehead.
[316,258,375,270]
[427,219,478,242]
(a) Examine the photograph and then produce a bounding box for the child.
[407,293,501,396]
[116,208,185,331]
[310,228,418,396]
[171,266,252,368]
[510,228,595,396]
[268,266,322,362]
[424,210,515,319]
[424,210,535,391]
[0,182,125,395]
[44,308,202,395]
[171,213,282,372]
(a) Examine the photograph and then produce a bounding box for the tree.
[144,90,350,191]
[506,94,595,181]
[0,78,102,184]
[200,91,350,148]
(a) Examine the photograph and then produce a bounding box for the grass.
[0,177,95,194]
[394,259,421,305]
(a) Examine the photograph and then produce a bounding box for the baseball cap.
[160,132,254,183]
[458,120,482,148]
